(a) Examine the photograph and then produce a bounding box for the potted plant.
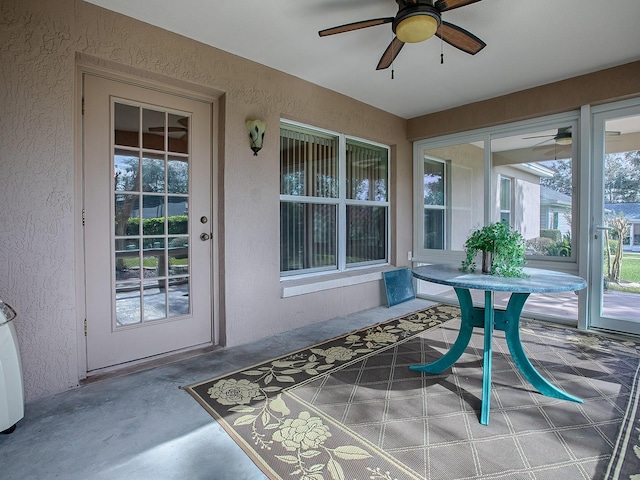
[461,221,527,277]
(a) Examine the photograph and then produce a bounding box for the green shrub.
[545,233,571,257]
[168,215,188,234]
[122,215,189,236]
[540,229,562,243]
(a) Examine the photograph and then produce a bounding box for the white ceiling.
[85,0,640,120]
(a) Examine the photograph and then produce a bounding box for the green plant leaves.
[461,221,527,277]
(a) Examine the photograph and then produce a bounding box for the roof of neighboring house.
[541,187,572,207]
[604,203,640,221]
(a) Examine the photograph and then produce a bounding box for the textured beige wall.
[0,0,411,400]
[407,61,640,141]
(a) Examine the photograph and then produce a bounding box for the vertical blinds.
[280,124,389,273]
[280,128,337,198]
[346,140,388,202]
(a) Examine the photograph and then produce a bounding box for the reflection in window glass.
[491,127,574,258]
[114,150,139,191]
[143,280,166,322]
[280,202,337,272]
[424,160,444,206]
[142,109,165,150]
[142,153,165,192]
[346,140,388,201]
[346,205,386,265]
[114,103,140,148]
[168,156,189,194]
[280,127,338,198]
[168,279,190,317]
[422,142,485,252]
[168,113,189,154]
[279,122,389,275]
[115,238,139,282]
[499,176,512,225]
[423,159,445,249]
[424,210,445,249]
[113,101,192,326]
[115,194,139,236]
[142,195,166,235]
[115,282,141,326]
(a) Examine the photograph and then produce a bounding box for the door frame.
[74,60,221,378]
[587,97,640,334]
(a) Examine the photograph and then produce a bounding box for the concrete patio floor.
[2,288,637,479]
[0,299,435,480]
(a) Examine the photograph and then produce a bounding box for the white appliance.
[0,300,23,434]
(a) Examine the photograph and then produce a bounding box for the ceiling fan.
[524,127,621,146]
[148,117,189,136]
[318,0,486,70]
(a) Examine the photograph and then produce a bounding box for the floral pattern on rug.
[186,305,458,480]
[186,306,640,480]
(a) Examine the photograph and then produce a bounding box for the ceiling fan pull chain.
[391,31,395,79]
[440,31,444,64]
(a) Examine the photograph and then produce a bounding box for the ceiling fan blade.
[376,37,405,70]
[148,126,187,133]
[319,17,393,37]
[435,0,483,12]
[435,21,486,55]
[522,134,554,140]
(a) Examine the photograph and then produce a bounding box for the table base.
[410,288,582,425]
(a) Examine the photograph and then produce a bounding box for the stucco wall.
[407,61,640,141]
[0,0,412,401]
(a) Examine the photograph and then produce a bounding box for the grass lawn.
[607,252,640,293]
[620,253,640,283]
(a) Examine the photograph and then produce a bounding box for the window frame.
[499,175,513,226]
[412,112,580,267]
[421,156,450,250]
[280,119,391,279]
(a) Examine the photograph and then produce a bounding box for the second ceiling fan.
[319,0,486,70]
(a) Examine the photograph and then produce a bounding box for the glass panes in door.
[600,114,640,324]
[113,102,191,327]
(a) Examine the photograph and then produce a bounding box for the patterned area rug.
[185,305,640,479]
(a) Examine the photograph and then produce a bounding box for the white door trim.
[75,63,221,379]
[588,97,640,334]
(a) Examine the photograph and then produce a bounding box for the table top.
[412,264,587,293]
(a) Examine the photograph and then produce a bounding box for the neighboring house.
[541,187,572,236]
[604,203,640,251]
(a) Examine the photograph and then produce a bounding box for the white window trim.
[280,119,391,281]
[499,175,513,226]
[412,111,581,267]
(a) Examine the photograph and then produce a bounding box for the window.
[492,128,575,259]
[423,158,447,249]
[280,121,389,276]
[499,176,512,225]
[415,140,485,255]
[413,116,578,264]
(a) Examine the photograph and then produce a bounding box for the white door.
[590,102,640,335]
[83,73,213,371]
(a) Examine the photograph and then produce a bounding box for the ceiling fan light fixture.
[393,4,441,44]
[555,133,572,146]
[395,14,438,43]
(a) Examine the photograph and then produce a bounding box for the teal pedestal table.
[411,264,587,425]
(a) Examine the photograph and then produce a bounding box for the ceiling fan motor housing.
[393,2,442,43]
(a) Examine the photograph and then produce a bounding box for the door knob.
[200,233,211,241]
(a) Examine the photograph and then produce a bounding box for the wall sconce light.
[246,119,267,156]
